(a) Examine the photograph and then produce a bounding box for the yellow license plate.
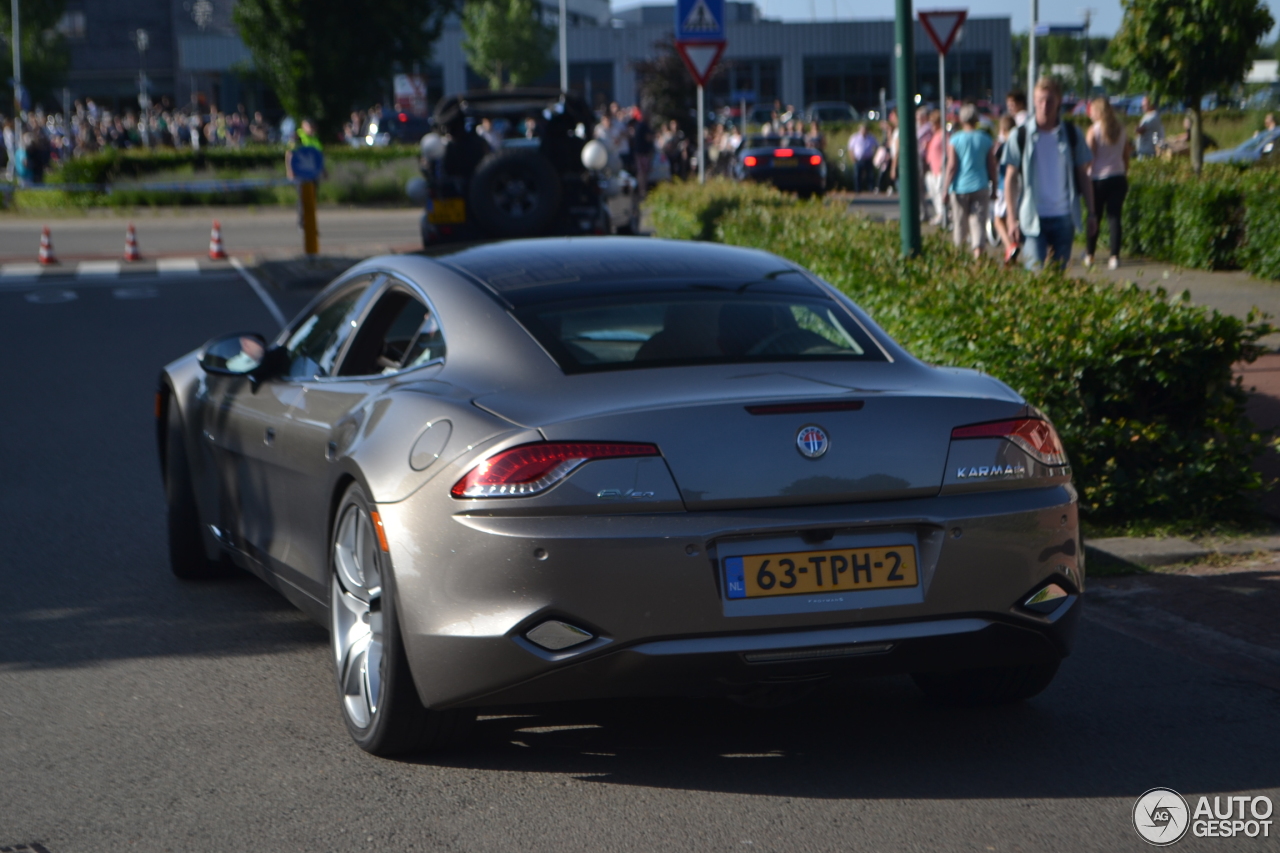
[772,158,798,167]
[724,545,918,599]
[428,197,466,224]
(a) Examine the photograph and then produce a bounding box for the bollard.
[300,181,319,256]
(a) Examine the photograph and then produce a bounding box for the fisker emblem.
[796,425,829,458]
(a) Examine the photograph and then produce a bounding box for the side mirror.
[200,332,268,376]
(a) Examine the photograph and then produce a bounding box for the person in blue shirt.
[1001,77,1097,271]
[944,103,997,259]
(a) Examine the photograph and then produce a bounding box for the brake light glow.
[451,442,660,498]
[809,154,823,165]
[951,419,1067,466]
[744,155,758,167]
[774,148,794,157]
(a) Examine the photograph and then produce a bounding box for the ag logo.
[1133,788,1190,846]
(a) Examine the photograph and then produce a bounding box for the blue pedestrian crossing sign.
[290,147,325,182]
[676,0,724,41]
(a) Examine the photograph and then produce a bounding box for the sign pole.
[895,0,921,256]
[697,84,706,183]
[938,52,946,227]
[1028,0,1037,89]
[301,181,319,256]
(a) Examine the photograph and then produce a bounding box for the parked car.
[805,102,860,124]
[732,135,827,198]
[1204,126,1280,164]
[415,89,634,245]
[158,237,1082,756]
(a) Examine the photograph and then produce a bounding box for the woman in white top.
[1085,97,1131,270]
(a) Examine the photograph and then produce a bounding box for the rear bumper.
[745,169,825,192]
[445,603,1079,707]
[377,485,1082,709]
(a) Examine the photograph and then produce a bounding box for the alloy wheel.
[331,504,384,730]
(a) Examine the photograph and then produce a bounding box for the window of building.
[57,10,86,40]
[803,56,891,113]
[570,62,614,110]
[914,53,994,103]
[708,58,781,112]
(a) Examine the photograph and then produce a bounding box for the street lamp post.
[134,28,151,146]
[1028,0,1037,88]
[558,0,568,92]
[10,0,21,118]
[895,0,921,256]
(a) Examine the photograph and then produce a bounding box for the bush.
[1122,160,1280,278]
[645,180,1272,523]
[1242,185,1280,280]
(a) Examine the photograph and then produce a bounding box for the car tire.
[911,661,1060,706]
[330,482,474,756]
[467,148,563,238]
[163,395,234,580]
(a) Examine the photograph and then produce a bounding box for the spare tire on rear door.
[467,148,563,238]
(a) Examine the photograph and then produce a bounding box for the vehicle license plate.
[428,197,466,224]
[772,157,798,168]
[723,545,918,599]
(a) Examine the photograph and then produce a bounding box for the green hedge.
[1123,160,1280,279]
[645,180,1272,523]
[48,145,419,186]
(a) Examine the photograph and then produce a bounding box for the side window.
[282,280,371,379]
[339,286,447,377]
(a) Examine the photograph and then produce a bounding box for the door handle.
[264,427,276,445]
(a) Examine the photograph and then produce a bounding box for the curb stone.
[1086,535,1280,568]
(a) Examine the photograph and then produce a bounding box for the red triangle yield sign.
[675,40,726,87]
[919,9,968,56]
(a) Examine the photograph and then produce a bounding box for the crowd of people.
[1,99,283,185]
[835,84,1149,272]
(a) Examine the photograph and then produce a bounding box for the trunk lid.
[474,364,1024,510]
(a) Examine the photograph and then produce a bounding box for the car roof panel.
[434,237,828,306]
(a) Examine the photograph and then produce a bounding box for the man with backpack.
[1002,77,1096,271]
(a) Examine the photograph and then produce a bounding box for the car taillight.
[951,418,1067,466]
[744,155,758,167]
[774,148,793,157]
[451,442,660,498]
[809,154,823,165]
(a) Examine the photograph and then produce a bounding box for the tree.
[1112,0,1275,174]
[234,0,455,141]
[0,0,70,112]
[461,0,554,90]
[634,38,724,133]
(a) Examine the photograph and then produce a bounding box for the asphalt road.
[2,268,1279,853]
[0,208,423,263]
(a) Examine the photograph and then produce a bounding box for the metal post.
[697,83,706,183]
[894,0,920,256]
[1028,0,1037,89]
[558,0,568,92]
[10,0,21,117]
[301,180,319,255]
[938,52,947,229]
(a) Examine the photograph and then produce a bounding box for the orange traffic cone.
[208,220,227,260]
[124,223,141,262]
[38,226,57,265]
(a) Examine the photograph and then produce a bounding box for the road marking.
[2,262,45,277]
[230,256,287,329]
[157,257,200,275]
[24,289,77,304]
[77,261,121,277]
[113,286,159,299]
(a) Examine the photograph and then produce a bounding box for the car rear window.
[513,293,886,373]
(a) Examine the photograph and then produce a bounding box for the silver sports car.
[158,237,1082,755]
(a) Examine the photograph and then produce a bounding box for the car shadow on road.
[409,617,1280,799]
[0,563,327,671]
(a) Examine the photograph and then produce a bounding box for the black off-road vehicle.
[417,89,633,245]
